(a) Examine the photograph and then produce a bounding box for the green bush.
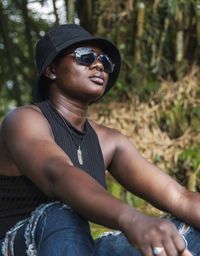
[177,144,200,191]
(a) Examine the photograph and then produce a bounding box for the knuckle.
[143,232,151,242]
[159,220,175,233]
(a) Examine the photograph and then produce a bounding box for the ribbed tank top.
[35,100,106,188]
[0,100,106,238]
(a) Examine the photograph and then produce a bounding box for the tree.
[0,2,22,106]
[66,0,75,24]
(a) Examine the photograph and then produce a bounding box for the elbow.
[169,186,193,216]
[40,156,73,199]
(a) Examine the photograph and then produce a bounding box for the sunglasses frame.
[57,47,115,73]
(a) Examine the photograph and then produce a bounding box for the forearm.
[48,164,136,230]
[171,189,200,229]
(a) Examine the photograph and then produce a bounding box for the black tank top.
[0,101,106,238]
[36,100,106,187]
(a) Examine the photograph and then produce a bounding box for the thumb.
[181,248,193,256]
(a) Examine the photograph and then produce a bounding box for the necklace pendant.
[77,146,83,165]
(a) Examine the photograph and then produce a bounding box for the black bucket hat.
[33,24,121,102]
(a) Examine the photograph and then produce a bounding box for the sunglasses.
[58,47,115,73]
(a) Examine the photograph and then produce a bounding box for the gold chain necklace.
[48,101,86,165]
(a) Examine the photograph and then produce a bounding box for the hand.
[120,210,192,256]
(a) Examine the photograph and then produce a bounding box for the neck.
[48,96,88,132]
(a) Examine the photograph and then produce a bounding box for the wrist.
[117,203,141,233]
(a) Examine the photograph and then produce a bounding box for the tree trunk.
[77,0,94,33]
[196,0,200,46]
[63,0,68,23]
[18,0,34,61]
[151,16,169,74]
[67,0,75,24]
[134,2,145,64]
[176,30,184,62]
[52,0,59,26]
[175,4,185,80]
[14,0,37,78]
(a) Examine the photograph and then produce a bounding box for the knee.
[32,202,90,242]
[32,202,94,255]
[37,202,89,232]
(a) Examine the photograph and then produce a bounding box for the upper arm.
[107,131,185,213]
[1,106,73,196]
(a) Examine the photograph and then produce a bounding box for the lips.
[88,73,105,85]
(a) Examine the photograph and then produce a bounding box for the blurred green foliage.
[177,144,200,192]
[156,98,200,138]
[179,145,200,171]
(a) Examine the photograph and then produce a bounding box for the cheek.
[104,73,109,87]
[68,67,89,86]
[55,62,80,82]
[55,64,90,93]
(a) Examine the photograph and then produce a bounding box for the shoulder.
[88,120,140,169]
[88,120,125,168]
[89,120,122,141]
[2,104,47,127]
[3,104,43,122]
[89,120,139,152]
[1,104,53,142]
[89,119,132,150]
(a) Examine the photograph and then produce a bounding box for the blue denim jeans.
[0,201,200,256]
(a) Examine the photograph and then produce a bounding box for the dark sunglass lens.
[78,53,95,65]
[99,55,114,73]
[75,48,95,66]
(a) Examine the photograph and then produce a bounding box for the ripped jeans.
[1,201,200,256]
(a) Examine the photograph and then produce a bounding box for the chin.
[81,83,106,103]
[86,91,104,104]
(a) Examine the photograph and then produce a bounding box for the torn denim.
[1,201,62,256]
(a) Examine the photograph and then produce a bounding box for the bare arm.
[108,130,200,229]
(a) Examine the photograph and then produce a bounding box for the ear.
[44,64,56,80]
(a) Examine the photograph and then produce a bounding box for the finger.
[151,246,167,256]
[151,240,167,256]
[162,239,177,256]
[181,249,193,256]
[141,243,158,256]
[172,232,186,254]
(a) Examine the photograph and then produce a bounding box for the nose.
[89,57,104,72]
